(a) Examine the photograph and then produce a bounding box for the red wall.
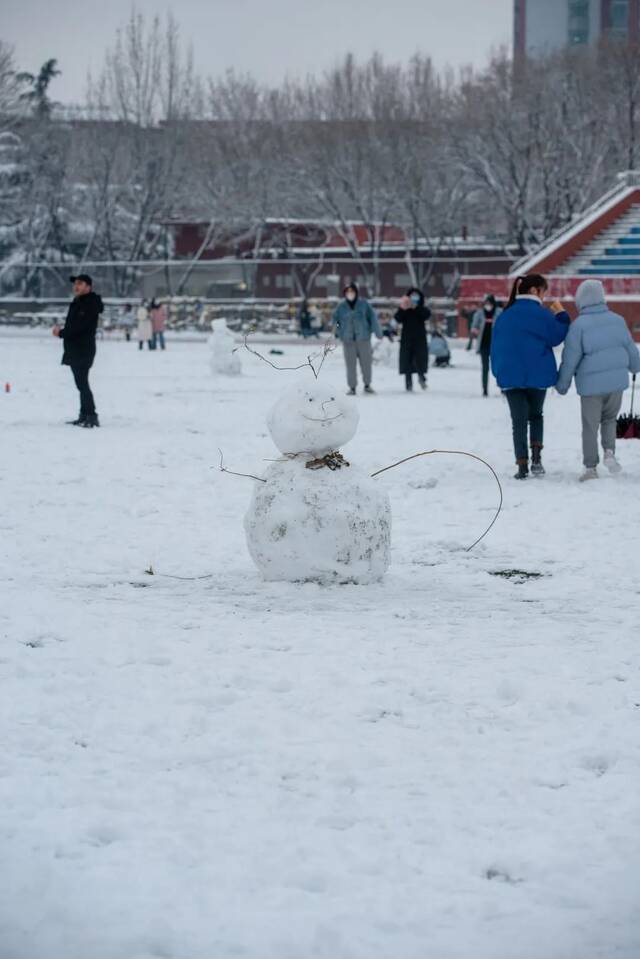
[458,275,640,341]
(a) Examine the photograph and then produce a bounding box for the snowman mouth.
[302,413,344,423]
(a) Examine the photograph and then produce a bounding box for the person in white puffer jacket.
[556,279,640,481]
[136,301,153,351]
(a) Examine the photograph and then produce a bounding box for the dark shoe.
[419,377,427,390]
[346,387,356,396]
[364,385,375,394]
[514,462,529,480]
[531,447,545,476]
[82,413,100,428]
[406,384,413,392]
[67,414,87,426]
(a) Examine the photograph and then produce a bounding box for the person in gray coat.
[332,283,383,395]
[556,279,640,480]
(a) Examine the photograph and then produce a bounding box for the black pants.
[480,347,491,395]
[505,388,546,463]
[70,364,96,416]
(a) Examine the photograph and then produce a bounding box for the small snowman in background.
[243,380,391,585]
[209,318,241,376]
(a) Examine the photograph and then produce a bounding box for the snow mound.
[209,318,241,376]
[374,337,399,369]
[244,457,391,584]
[267,380,358,456]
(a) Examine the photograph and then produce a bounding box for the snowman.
[244,380,391,585]
[209,318,241,376]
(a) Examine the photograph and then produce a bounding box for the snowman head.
[267,381,359,455]
[211,318,229,333]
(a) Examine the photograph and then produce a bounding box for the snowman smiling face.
[267,381,359,456]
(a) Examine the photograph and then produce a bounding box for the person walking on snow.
[52,273,102,428]
[150,299,167,350]
[491,273,570,479]
[120,302,134,341]
[556,279,640,481]
[471,294,502,396]
[332,283,383,395]
[136,301,153,350]
[395,288,430,391]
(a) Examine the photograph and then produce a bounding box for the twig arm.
[372,449,503,552]
[218,448,267,483]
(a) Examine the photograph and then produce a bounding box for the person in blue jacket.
[332,283,382,395]
[556,279,640,481]
[491,273,570,479]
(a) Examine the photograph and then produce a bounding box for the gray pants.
[580,392,623,467]
[342,339,373,390]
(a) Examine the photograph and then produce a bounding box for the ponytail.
[506,276,523,309]
[505,273,548,310]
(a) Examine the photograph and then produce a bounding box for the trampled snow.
[1,331,639,959]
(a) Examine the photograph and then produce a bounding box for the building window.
[604,0,629,36]
[568,0,591,45]
[275,275,292,289]
[394,273,412,288]
[262,275,271,287]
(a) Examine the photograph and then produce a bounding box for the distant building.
[166,218,520,300]
[514,0,639,57]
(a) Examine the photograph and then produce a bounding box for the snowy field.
[1,331,639,959]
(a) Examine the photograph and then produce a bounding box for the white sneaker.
[579,467,598,482]
[603,451,622,474]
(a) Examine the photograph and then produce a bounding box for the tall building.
[514,0,640,56]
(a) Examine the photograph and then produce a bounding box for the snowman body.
[244,381,391,584]
[373,336,399,370]
[209,318,241,376]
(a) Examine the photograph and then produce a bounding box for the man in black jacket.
[53,274,103,427]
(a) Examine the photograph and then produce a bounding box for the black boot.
[82,413,100,428]
[531,446,545,476]
[419,375,427,390]
[67,413,87,426]
[514,461,529,480]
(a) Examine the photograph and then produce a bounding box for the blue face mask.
[410,294,421,305]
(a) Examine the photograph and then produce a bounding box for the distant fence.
[0,295,460,336]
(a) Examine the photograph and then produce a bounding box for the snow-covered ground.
[1,332,639,959]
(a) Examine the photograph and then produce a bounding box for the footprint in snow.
[580,755,614,778]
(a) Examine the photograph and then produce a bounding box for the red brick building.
[167,218,520,300]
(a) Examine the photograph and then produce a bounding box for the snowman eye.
[308,398,313,403]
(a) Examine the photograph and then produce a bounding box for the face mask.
[346,292,356,302]
[410,294,421,305]
[484,303,494,315]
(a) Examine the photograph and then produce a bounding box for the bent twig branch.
[235,332,335,380]
[371,449,503,552]
[218,448,267,483]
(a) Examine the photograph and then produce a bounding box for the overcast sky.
[3,0,513,104]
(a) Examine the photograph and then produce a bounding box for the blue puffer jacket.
[333,298,382,341]
[491,296,570,390]
[556,291,640,397]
